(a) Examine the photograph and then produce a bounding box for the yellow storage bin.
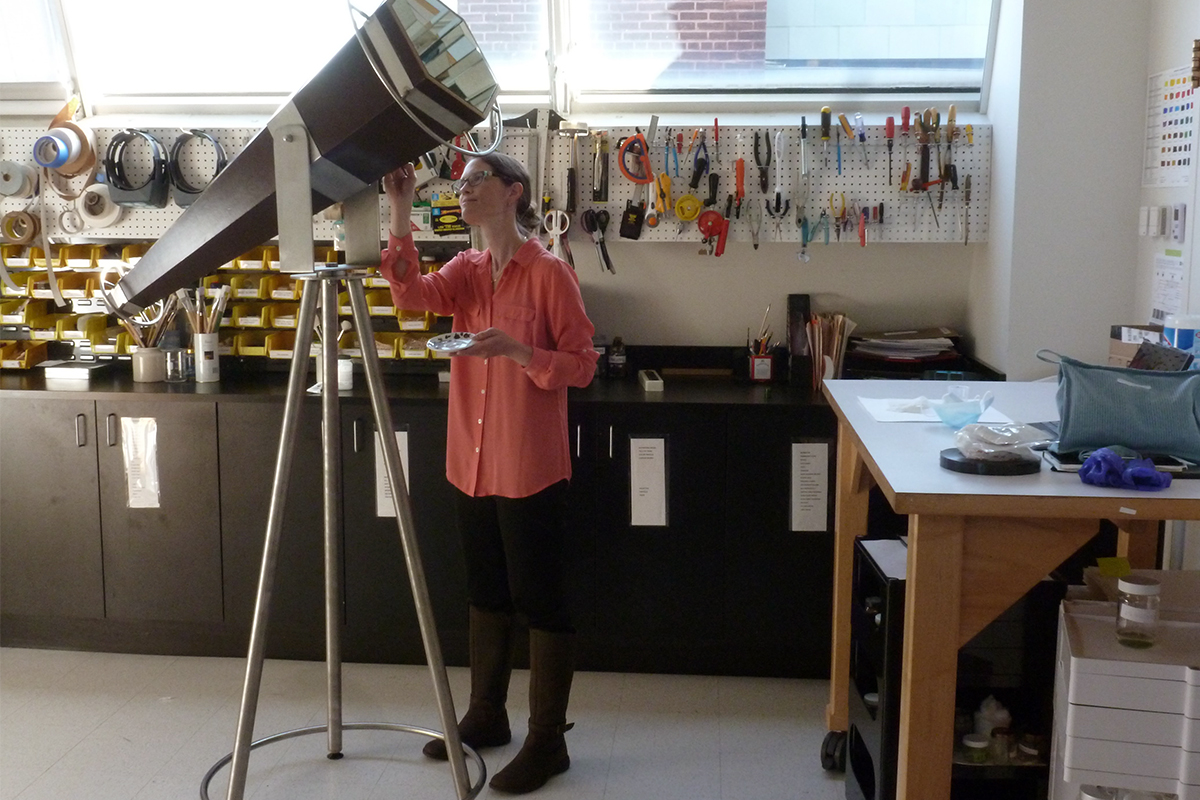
[26,247,62,269]
[262,246,281,271]
[90,329,132,354]
[266,331,296,359]
[61,245,100,270]
[399,333,433,359]
[58,313,107,341]
[203,274,232,298]
[366,290,395,316]
[217,331,237,356]
[0,299,48,324]
[28,313,74,340]
[231,304,268,328]
[121,243,150,264]
[268,275,302,300]
[396,308,432,331]
[236,248,269,271]
[271,303,300,329]
[0,340,48,369]
[30,270,90,300]
[231,274,268,300]
[235,331,268,356]
[1,244,31,268]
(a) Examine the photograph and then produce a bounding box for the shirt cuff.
[525,347,552,375]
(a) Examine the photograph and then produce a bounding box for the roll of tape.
[78,184,123,229]
[56,121,97,176]
[34,128,81,170]
[59,208,85,235]
[0,161,37,198]
[1,211,41,244]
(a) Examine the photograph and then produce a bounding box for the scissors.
[580,209,615,274]
[543,210,572,265]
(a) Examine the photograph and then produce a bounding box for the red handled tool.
[885,116,895,185]
[617,132,655,185]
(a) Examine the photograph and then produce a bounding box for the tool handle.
[860,208,867,247]
[854,113,866,142]
[947,104,957,140]
[821,107,832,140]
[801,116,807,140]
[885,116,895,139]
[901,106,911,134]
[838,113,854,139]
[705,172,719,206]
[735,158,745,198]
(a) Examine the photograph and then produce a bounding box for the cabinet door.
[590,404,727,673]
[96,399,222,623]
[218,399,325,658]
[340,400,465,664]
[564,403,597,640]
[0,397,105,619]
[724,405,837,677]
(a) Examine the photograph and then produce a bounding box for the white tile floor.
[0,647,845,800]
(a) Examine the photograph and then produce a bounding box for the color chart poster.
[1143,66,1195,187]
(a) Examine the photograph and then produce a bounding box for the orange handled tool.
[885,116,895,185]
[734,158,745,218]
[617,132,655,185]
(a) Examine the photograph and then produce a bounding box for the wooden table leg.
[825,421,873,732]
[1115,518,1160,569]
[896,513,963,800]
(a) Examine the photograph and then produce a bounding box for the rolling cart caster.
[821,730,846,772]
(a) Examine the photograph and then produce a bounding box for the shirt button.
[477,418,483,424]
[480,389,485,395]
[475,447,480,453]
[483,359,489,365]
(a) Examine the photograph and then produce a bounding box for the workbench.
[821,379,1200,800]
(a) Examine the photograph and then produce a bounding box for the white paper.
[121,417,160,508]
[629,437,667,527]
[1143,66,1195,188]
[375,430,410,517]
[790,442,829,532]
[857,397,1012,424]
[1150,253,1185,325]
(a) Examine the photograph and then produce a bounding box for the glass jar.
[163,346,187,383]
[989,726,1014,765]
[1115,575,1160,649]
[607,336,627,379]
[961,733,989,763]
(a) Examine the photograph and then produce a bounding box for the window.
[2,0,72,102]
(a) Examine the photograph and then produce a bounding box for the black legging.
[454,480,572,633]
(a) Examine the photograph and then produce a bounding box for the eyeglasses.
[452,170,494,194]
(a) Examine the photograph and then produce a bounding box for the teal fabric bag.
[1037,350,1200,462]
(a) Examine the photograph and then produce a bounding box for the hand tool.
[885,116,895,185]
[853,113,869,166]
[449,138,466,179]
[836,126,842,175]
[962,174,972,245]
[665,129,679,177]
[796,208,811,262]
[651,172,672,228]
[766,130,789,239]
[713,118,720,164]
[812,209,830,246]
[900,161,912,192]
[704,172,720,207]
[619,199,646,239]
[543,209,571,261]
[617,131,655,185]
[580,209,614,273]
[557,122,589,214]
[927,108,941,172]
[799,116,808,178]
[830,192,845,242]
[754,130,771,194]
[715,194,732,257]
[694,132,709,175]
[859,206,867,247]
[900,106,911,166]
[945,104,956,167]
[697,209,724,255]
[820,107,832,167]
[674,193,702,236]
[734,158,746,218]
[592,132,609,202]
[964,124,974,146]
[748,200,763,250]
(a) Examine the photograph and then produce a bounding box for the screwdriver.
[713,118,720,163]
[946,104,957,168]
[963,175,972,245]
[734,158,745,218]
[853,113,869,166]
[820,106,831,168]
[800,116,808,178]
[885,116,895,185]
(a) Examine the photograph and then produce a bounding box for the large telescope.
[110,0,499,315]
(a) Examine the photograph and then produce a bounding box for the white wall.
[970,0,1149,381]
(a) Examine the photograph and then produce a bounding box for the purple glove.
[1078,448,1172,491]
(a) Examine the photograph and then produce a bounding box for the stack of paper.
[806,313,856,394]
[849,327,959,361]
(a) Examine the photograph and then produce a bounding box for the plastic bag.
[954,423,1054,463]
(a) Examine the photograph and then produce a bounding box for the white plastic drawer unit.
[1051,599,1200,800]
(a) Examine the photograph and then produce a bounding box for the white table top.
[822,379,1200,519]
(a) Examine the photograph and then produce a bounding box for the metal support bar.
[321,279,344,757]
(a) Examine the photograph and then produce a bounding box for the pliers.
[811,210,830,246]
[754,130,771,194]
[748,200,763,251]
[830,192,845,242]
[664,128,679,177]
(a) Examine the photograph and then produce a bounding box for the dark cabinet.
[95,399,222,623]
[218,399,326,657]
[0,396,105,620]
[340,399,467,664]
[724,405,837,677]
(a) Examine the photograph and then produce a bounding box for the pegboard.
[1,117,989,250]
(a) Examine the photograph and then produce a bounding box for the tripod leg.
[225,280,320,800]
[345,279,473,799]
[320,279,344,757]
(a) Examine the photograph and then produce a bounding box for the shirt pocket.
[495,303,539,343]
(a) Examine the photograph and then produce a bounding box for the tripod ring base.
[200,722,487,800]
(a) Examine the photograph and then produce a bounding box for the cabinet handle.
[106,414,117,447]
[75,414,87,447]
[576,424,581,458]
[608,425,613,459]
[353,418,363,453]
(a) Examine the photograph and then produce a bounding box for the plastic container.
[989,726,1014,765]
[962,734,989,763]
[1115,575,1160,648]
[1079,787,1118,800]
[1163,313,1200,355]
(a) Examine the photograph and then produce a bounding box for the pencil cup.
[750,355,773,383]
[132,347,166,383]
[193,332,220,383]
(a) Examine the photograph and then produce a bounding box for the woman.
[380,152,597,794]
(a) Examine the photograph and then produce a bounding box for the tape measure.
[674,194,702,222]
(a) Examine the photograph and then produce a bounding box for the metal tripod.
[201,121,482,800]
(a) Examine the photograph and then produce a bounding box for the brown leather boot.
[488,629,575,794]
[423,606,514,760]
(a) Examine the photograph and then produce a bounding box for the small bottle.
[989,726,1013,765]
[961,733,989,764]
[607,336,627,379]
[1115,575,1160,649]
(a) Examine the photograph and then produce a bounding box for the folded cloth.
[1078,447,1172,491]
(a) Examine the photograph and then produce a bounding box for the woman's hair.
[471,152,540,235]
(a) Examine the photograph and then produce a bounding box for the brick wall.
[458,0,768,71]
